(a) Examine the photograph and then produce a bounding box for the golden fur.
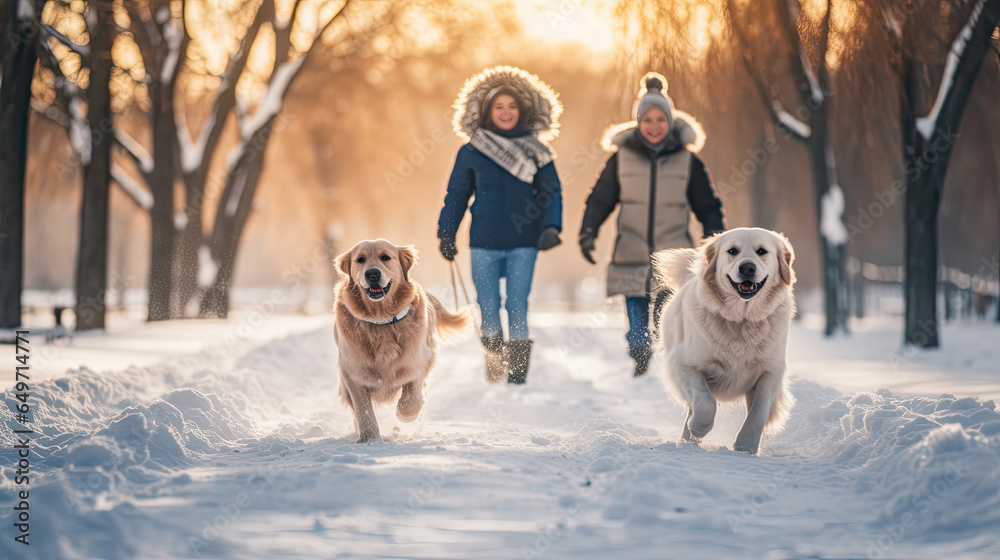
[333,239,469,442]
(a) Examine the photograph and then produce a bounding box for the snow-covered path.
[2,315,999,559]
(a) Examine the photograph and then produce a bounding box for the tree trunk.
[146,80,178,321]
[74,0,115,331]
[175,197,203,317]
[902,162,941,347]
[176,7,271,317]
[200,119,274,318]
[750,133,773,229]
[901,0,1000,347]
[806,102,849,336]
[0,3,37,329]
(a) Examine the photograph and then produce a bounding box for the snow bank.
[780,385,1000,535]
[1,320,998,559]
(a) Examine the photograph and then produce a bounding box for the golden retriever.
[651,228,796,454]
[334,239,469,442]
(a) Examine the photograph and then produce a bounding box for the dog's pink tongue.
[739,282,754,292]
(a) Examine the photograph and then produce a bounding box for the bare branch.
[30,100,70,127]
[179,2,270,174]
[111,165,154,211]
[41,24,91,58]
[727,0,809,141]
[114,129,155,176]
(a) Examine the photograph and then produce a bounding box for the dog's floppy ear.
[334,250,354,281]
[777,233,796,285]
[397,245,418,282]
[702,236,719,286]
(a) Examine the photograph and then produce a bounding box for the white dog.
[651,228,796,454]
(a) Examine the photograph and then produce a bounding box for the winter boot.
[507,339,533,385]
[482,333,508,383]
[629,345,652,377]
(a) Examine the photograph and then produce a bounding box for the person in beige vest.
[579,73,725,377]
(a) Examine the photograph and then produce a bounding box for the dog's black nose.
[365,267,381,283]
[739,261,756,278]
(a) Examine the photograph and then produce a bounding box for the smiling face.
[336,240,417,304]
[490,94,520,131]
[703,228,795,305]
[639,107,669,144]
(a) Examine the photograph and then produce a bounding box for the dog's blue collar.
[362,305,411,325]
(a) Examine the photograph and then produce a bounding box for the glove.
[579,231,596,264]
[537,227,562,251]
[440,238,457,261]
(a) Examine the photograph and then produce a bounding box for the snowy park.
[1,309,1000,559]
[3,0,1000,558]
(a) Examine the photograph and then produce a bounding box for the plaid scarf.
[470,129,554,184]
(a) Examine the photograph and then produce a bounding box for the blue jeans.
[625,292,668,350]
[470,247,538,339]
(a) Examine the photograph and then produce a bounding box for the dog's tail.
[427,293,472,339]
[651,248,699,292]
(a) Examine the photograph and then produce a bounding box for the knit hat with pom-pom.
[635,73,674,127]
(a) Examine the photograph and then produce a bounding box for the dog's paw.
[395,411,420,423]
[355,432,382,444]
[732,440,759,455]
[396,400,423,423]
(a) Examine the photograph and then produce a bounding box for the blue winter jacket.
[437,143,562,250]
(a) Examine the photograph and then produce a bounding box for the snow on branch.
[916,0,986,140]
[161,17,184,82]
[114,129,154,174]
[68,97,91,165]
[238,57,305,141]
[773,101,812,139]
[176,110,214,174]
[17,0,34,18]
[799,50,824,105]
[820,184,849,246]
[111,165,154,210]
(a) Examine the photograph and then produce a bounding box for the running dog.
[651,228,796,454]
[334,239,469,442]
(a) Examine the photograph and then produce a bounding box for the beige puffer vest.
[607,145,693,297]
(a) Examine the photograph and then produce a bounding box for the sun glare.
[511,0,617,54]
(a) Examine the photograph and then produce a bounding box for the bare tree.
[111,0,189,321]
[176,0,394,317]
[0,0,42,328]
[33,0,115,330]
[877,0,1000,347]
[73,0,116,331]
[728,0,850,336]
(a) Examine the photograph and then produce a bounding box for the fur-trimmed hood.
[600,111,707,154]
[453,66,562,142]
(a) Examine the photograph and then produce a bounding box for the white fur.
[651,228,797,454]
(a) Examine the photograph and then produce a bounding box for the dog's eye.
[380,255,391,262]
[356,257,366,264]
[756,248,768,256]
[727,248,739,255]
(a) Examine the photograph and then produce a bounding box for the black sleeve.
[687,154,726,238]
[580,153,621,237]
